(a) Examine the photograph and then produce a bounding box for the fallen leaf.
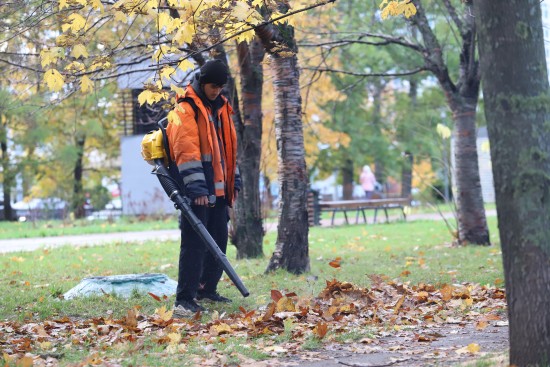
[313,321,328,339]
[276,296,296,312]
[329,257,342,268]
[210,323,232,335]
[16,356,33,367]
[262,302,276,321]
[271,290,283,302]
[167,332,181,344]
[148,292,161,302]
[475,321,489,330]
[440,284,453,302]
[456,343,481,355]
[393,295,405,314]
[400,270,411,277]
[124,308,138,328]
[155,305,173,321]
[263,345,287,353]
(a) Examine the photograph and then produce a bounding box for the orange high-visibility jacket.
[166,85,238,205]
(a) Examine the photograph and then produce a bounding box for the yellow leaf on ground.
[167,332,181,344]
[275,296,296,312]
[39,341,53,349]
[210,323,232,335]
[155,305,173,321]
[456,343,481,355]
[440,283,453,302]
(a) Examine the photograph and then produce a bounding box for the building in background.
[117,58,195,216]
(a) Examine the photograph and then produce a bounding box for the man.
[166,59,240,315]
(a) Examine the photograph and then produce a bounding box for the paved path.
[0,210,496,254]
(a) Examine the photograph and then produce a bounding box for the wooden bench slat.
[316,198,411,225]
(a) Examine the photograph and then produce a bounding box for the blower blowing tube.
[152,158,250,298]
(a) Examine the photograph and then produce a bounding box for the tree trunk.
[1,123,13,221]
[411,0,490,245]
[72,136,85,219]
[451,99,490,245]
[371,82,386,186]
[475,1,550,364]
[400,152,413,199]
[264,53,310,274]
[401,79,416,199]
[342,157,354,200]
[255,8,310,274]
[232,38,266,259]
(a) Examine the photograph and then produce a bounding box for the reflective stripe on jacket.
[166,85,238,205]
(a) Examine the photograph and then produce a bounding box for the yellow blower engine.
[140,128,167,165]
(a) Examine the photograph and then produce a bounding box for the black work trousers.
[176,196,228,303]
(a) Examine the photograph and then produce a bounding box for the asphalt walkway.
[0,209,496,254]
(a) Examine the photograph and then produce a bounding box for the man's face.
[203,83,224,101]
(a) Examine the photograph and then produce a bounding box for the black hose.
[152,160,249,297]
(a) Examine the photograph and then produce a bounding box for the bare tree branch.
[441,0,464,35]
[410,0,457,94]
[298,35,425,53]
[303,66,428,78]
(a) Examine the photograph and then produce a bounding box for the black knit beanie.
[199,60,229,85]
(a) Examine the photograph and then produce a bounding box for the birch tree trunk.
[232,38,266,259]
[1,122,14,221]
[475,1,550,364]
[265,52,310,273]
[256,16,310,274]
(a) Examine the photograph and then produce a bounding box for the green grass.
[0,216,179,239]
[0,217,502,321]
[0,218,503,366]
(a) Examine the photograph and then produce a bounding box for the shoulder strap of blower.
[156,97,201,196]
[176,96,199,118]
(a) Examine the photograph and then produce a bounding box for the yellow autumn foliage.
[412,159,436,191]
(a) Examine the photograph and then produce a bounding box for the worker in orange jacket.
[166,59,241,315]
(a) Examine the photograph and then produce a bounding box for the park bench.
[318,198,411,226]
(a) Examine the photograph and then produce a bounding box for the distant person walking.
[359,165,377,199]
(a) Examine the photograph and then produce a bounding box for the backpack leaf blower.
[141,118,249,297]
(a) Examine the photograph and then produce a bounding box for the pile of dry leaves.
[1,275,508,366]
